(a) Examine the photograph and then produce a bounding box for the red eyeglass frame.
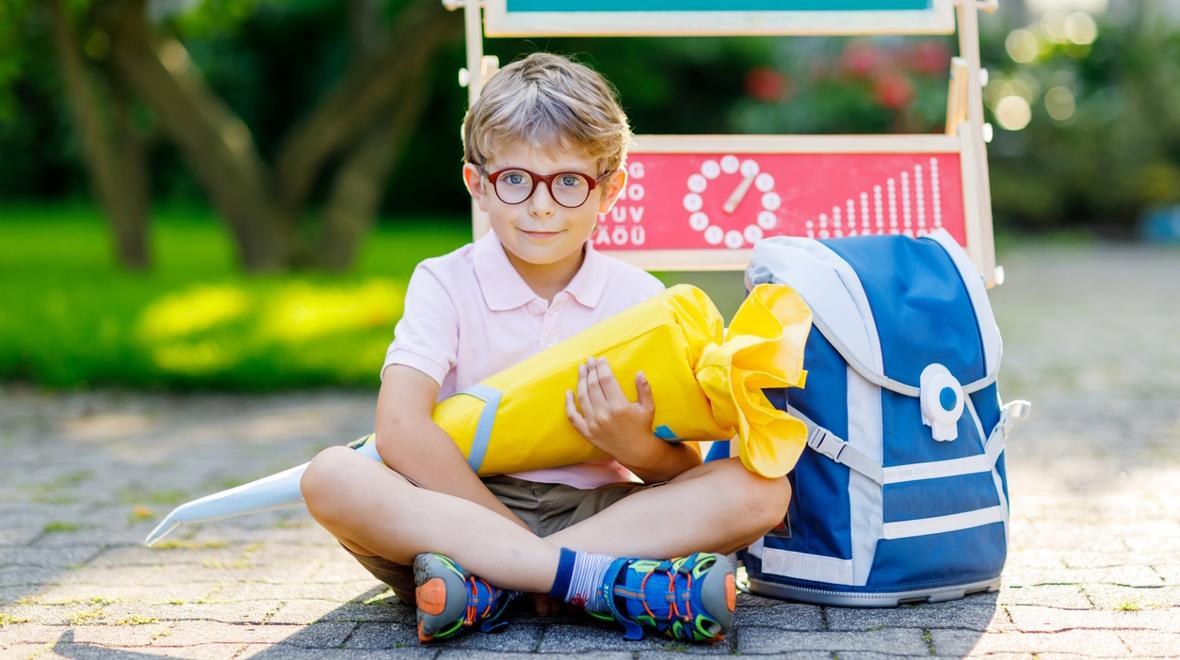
[479,166,612,208]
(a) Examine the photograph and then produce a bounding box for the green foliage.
[982,13,1180,231]
[0,203,469,390]
[0,0,27,123]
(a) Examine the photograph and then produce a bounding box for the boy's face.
[463,143,626,268]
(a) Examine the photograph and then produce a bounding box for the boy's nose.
[528,182,557,218]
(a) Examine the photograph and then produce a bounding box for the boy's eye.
[557,174,582,187]
[504,173,527,186]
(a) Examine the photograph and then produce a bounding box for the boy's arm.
[611,431,702,484]
[375,365,530,530]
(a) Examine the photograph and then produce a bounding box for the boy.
[300,52,791,644]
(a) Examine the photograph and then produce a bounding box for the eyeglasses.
[480,166,610,209]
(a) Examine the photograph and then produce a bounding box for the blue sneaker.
[412,553,516,643]
[594,552,736,643]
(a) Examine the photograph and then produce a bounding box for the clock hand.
[723,173,757,214]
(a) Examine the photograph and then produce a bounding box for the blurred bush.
[980,7,1180,233]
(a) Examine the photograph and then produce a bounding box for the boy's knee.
[729,463,791,532]
[301,445,361,522]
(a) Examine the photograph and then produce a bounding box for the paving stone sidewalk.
[2,242,1178,658]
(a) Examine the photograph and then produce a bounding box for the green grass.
[0,202,469,390]
[0,613,30,626]
[41,521,83,533]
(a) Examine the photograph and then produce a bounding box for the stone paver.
[2,242,1179,657]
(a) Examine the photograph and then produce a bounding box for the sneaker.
[595,552,736,643]
[412,552,516,643]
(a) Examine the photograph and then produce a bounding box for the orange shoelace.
[637,567,694,623]
[463,575,497,625]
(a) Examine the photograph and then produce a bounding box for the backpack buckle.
[806,427,846,463]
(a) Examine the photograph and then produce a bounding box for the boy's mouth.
[518,228,564,240]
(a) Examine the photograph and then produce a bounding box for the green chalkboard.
[485,0,954,37]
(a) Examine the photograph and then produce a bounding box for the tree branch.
[272,0,458,209]
[50,0,150,269]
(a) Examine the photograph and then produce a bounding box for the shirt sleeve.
[381,265,459,386]
[642,271,667,296]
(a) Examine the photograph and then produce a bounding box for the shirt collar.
[472,231,608,311]
[563,240,608,308]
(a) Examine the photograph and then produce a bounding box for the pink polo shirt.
[382,230,666,489]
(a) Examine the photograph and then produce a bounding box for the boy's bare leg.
[545,457,790,559]
[301,446,559,593]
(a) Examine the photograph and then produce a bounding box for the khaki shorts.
[342,474,648,604]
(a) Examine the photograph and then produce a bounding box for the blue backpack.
[732,230,1029,606]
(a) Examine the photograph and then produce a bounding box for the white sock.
[564,551,614,613]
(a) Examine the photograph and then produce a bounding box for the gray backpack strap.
[791,406,883,486]
[984,399,1031,466]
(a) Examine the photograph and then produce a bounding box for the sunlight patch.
[138,286,251,341]
[151,340,238,375]
[258,279,402,343]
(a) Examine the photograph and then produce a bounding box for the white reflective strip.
[925,229,1002,381]
[965,396,1009,539]
[846,367,883,586]
[984,432,1004,467]
[882,506,1004,540]
[990,468,1009,550]
[883,454,993,484]
[760,547,855,585]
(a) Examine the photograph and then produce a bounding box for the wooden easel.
[442,0,1003,286]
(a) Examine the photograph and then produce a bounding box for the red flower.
[906,41,952,75]
[873,73,915,110]
[744,67,789,102]
[840,41,886,78]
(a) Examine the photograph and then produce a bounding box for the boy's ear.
[596,167,628,216]
[463,163,491,213]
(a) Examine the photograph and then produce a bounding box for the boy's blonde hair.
[462,52,632,174]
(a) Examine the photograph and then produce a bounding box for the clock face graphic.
[682,155,781,249]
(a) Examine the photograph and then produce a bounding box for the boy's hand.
[565,357,661,465]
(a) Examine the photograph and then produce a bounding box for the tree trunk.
[317,71,431,270]
[107,74,151,268]
[101,0,292,271]
[49,0,150,270]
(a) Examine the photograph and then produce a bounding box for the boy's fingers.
[596,358,629,407]
[586,358,610,414]
[566,390,591,437]
[636,371,654,411]
[576,362,595,420]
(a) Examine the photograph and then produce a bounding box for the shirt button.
[527,300,546,315]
